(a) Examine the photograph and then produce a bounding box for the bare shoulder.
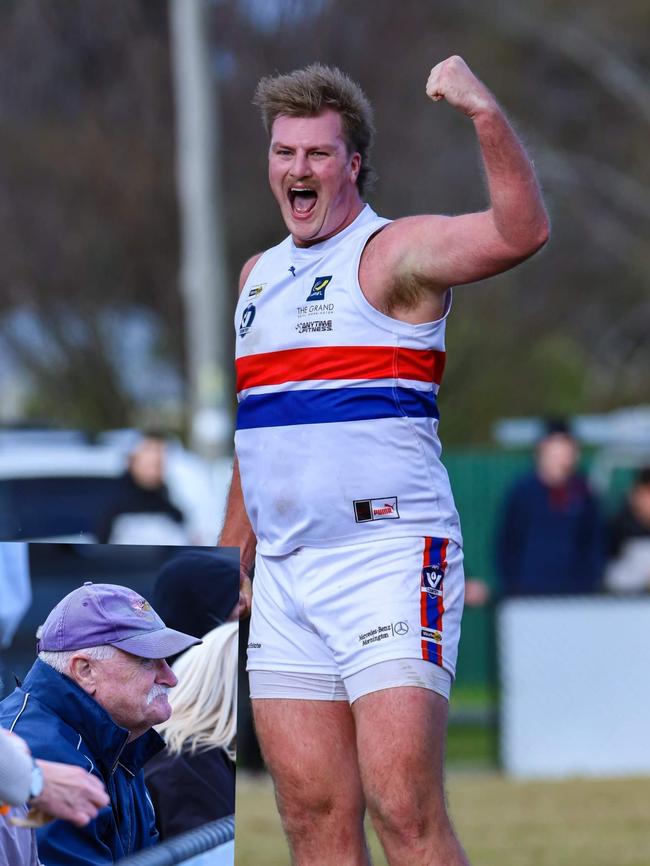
[365,215,450,263]
[362,206,542,312]
[238,252,264,295]
[360,216,451,317]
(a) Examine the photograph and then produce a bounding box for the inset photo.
[0,542,237,866]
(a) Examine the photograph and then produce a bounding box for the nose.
[156,659,178,688]
[289,150,311,179]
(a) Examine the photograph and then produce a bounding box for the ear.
[350,153,361,183]
[68,654,97,696]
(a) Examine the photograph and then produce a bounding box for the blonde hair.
[253,63,375,195]
[156,623,238,761]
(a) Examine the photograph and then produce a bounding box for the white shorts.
[249,659,452,703]
[247,535,464,694]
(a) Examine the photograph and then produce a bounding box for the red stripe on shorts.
[420,536,447,666]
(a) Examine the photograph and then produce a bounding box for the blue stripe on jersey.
[236,386,439,430]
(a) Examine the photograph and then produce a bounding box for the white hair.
[38,645,117,673]
[155,622,238,761]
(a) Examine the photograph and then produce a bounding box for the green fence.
[442,447,636,688]
[443,448,531,688]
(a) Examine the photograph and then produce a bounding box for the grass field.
[235,771,650,866]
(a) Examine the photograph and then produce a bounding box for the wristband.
[28,762,44,802]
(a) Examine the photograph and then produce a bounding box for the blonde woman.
[144,622,237,840]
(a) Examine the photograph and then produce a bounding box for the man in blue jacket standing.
[496,420,605,595]
[0,581,200,866]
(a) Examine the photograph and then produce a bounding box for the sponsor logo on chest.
[295,275,336,333]
[306,275,332,301]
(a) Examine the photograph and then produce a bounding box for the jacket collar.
[22,659,164,775]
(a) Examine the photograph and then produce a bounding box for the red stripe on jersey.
[236,346,446,392]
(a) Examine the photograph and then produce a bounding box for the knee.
[275,779,363,839]
[367,786,451,844]
[277,785,333,830]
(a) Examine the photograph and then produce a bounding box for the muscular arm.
[218,252,262,618]
[364,56,549,308]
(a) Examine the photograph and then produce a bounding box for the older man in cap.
[0,581,200,866]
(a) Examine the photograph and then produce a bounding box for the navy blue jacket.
[0,659,164,865]
[496,473,605,595]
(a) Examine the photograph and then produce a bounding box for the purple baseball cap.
[38,582,201,659]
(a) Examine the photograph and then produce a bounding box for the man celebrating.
[0,582,200,866]
[221,57,549,865]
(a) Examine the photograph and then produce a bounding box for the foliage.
[0,0,648,438]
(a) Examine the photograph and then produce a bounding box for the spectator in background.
[496,419,605,595]
[95,432,187,544]
[604,467,650,593]
[1,729,109,866]
[151,549,239,664]
[145,623,237,839]
[150,548,253,777]
[0,582,200,866]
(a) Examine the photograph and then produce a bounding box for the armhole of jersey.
[350,222,453,335]
[239,252,266,297]
[235,250,270,329]
[439,287,453,321]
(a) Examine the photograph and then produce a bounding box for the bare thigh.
[353,687,470,866]
[252,698,371,866]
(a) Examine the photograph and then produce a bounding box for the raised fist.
[426,55,497,119]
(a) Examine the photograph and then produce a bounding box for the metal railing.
[115,815,235,866]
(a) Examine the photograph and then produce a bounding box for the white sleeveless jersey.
[234,205,462,555]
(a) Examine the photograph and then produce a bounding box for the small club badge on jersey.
[239,303,256,337]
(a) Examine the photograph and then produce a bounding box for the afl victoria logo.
[239,303,256,337]
[422,564,443,590]
[306,275,332,301]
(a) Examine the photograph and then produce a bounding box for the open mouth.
[288,187,318,216]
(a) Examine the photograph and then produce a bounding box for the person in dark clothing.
[0,582,199,866]
[151,550,239,657]
[604,467,650,593]
[95,433,186,544]
[145,623,237,840]
[496,421,605,595]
